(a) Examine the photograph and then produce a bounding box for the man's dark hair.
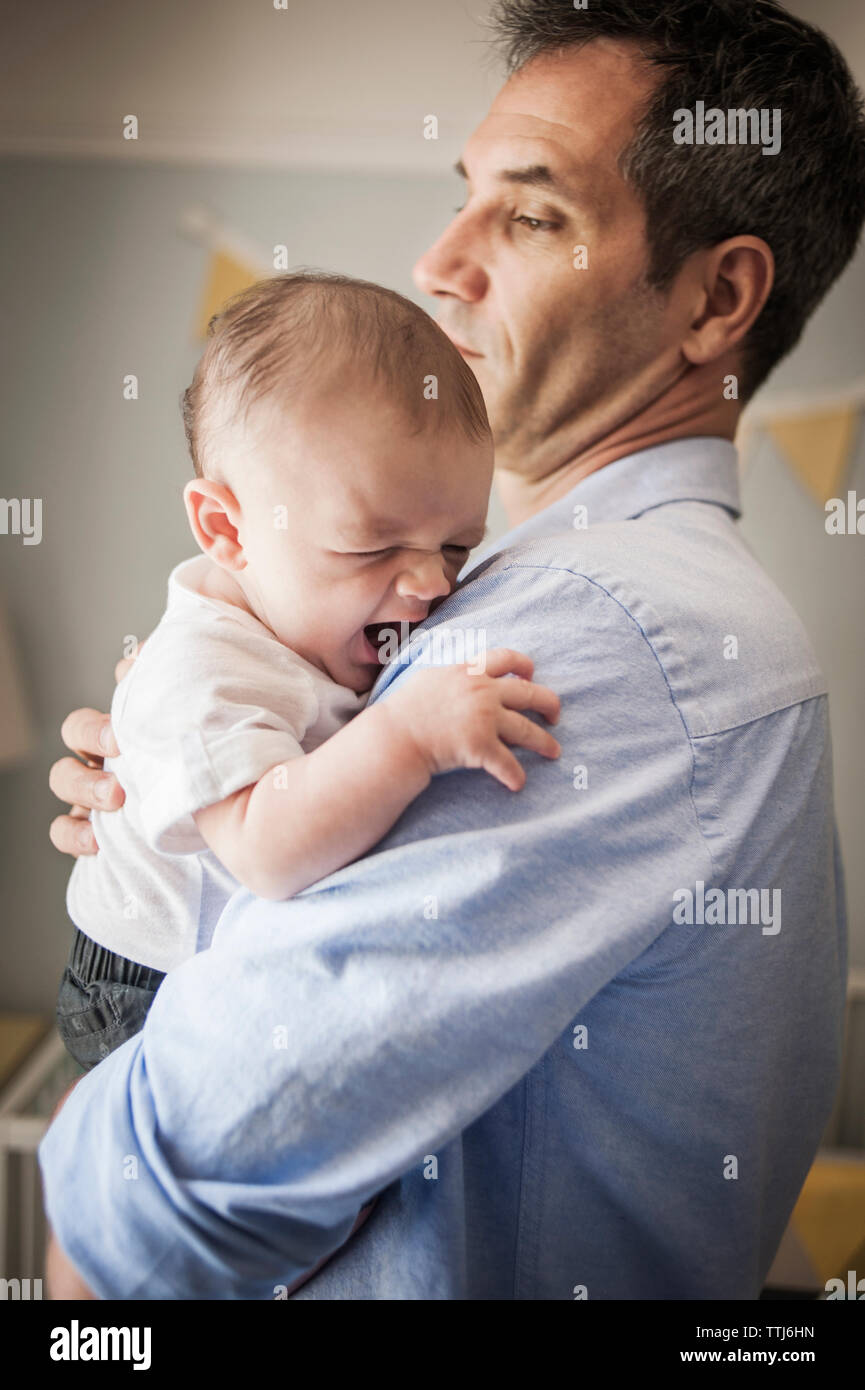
[489,0,865,399]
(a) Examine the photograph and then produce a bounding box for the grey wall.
[1,146,863,1010]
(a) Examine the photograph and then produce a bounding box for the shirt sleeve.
[111,615,320,853]
[39,558,713,1298]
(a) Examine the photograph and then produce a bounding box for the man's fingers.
[50,709,121,859]
[59,708,118,761]
[498,711,562,760]
[497,678,560,724]
[114,655,135,684]
[479,648,535,681]
[48,756,124,813]
[49,813,97,857]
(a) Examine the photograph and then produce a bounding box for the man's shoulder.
[453,505,826,737]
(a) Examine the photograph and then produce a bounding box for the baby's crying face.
[234,389,493,693]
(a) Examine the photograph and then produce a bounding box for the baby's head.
[182,271,493,692]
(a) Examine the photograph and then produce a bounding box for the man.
[43,0,865,1299]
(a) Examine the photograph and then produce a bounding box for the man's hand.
[48,709,123,856]
[48,650,139,857]
[44,1079,97,1299]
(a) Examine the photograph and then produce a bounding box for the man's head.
[181,272,494,691]
[413,0,865,481]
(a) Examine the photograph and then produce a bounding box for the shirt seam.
[688,691,827,738]
[492,560,720,882]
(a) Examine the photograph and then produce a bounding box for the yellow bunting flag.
[765,406,860,506]
[790,1154,865,1285]
[196,249,264,340]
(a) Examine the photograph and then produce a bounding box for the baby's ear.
[183,478,245,569]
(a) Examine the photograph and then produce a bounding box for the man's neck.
[495,361,742,527]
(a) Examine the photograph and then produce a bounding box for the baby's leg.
[56,927,165,1070]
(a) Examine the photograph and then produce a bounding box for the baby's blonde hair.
[182,270,491,478]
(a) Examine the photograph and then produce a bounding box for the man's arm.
[39,559,711,1299]
[43,1080,96,1299]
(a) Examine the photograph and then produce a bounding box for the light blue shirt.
[39,437,847,1300]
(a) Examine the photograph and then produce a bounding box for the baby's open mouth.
[363,621,419,663]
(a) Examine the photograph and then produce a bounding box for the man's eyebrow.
[454,158,580,204]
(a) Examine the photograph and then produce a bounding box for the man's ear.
[680,236,775,369]
[183,478,246,570]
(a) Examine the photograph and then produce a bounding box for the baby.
[57,271,560,1072]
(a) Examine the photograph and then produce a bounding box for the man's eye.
[444,545,470,556]
[353,548,393,559]
[512,213,558,232]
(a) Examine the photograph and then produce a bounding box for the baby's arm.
[193,648,560,901]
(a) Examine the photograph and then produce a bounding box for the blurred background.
[0,0,863,1293]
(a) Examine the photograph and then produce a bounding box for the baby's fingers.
[481,742,527,792]
[497,677,561,726]
[499,710,561,760]
[481,648,534,681]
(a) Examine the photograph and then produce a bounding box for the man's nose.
[412,212,488,303]
[394,554,453,605]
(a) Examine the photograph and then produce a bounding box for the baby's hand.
[387,648,561,791]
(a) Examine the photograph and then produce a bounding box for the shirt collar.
[474,436,741,562]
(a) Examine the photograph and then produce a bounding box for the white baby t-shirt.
[66,554,368,972]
